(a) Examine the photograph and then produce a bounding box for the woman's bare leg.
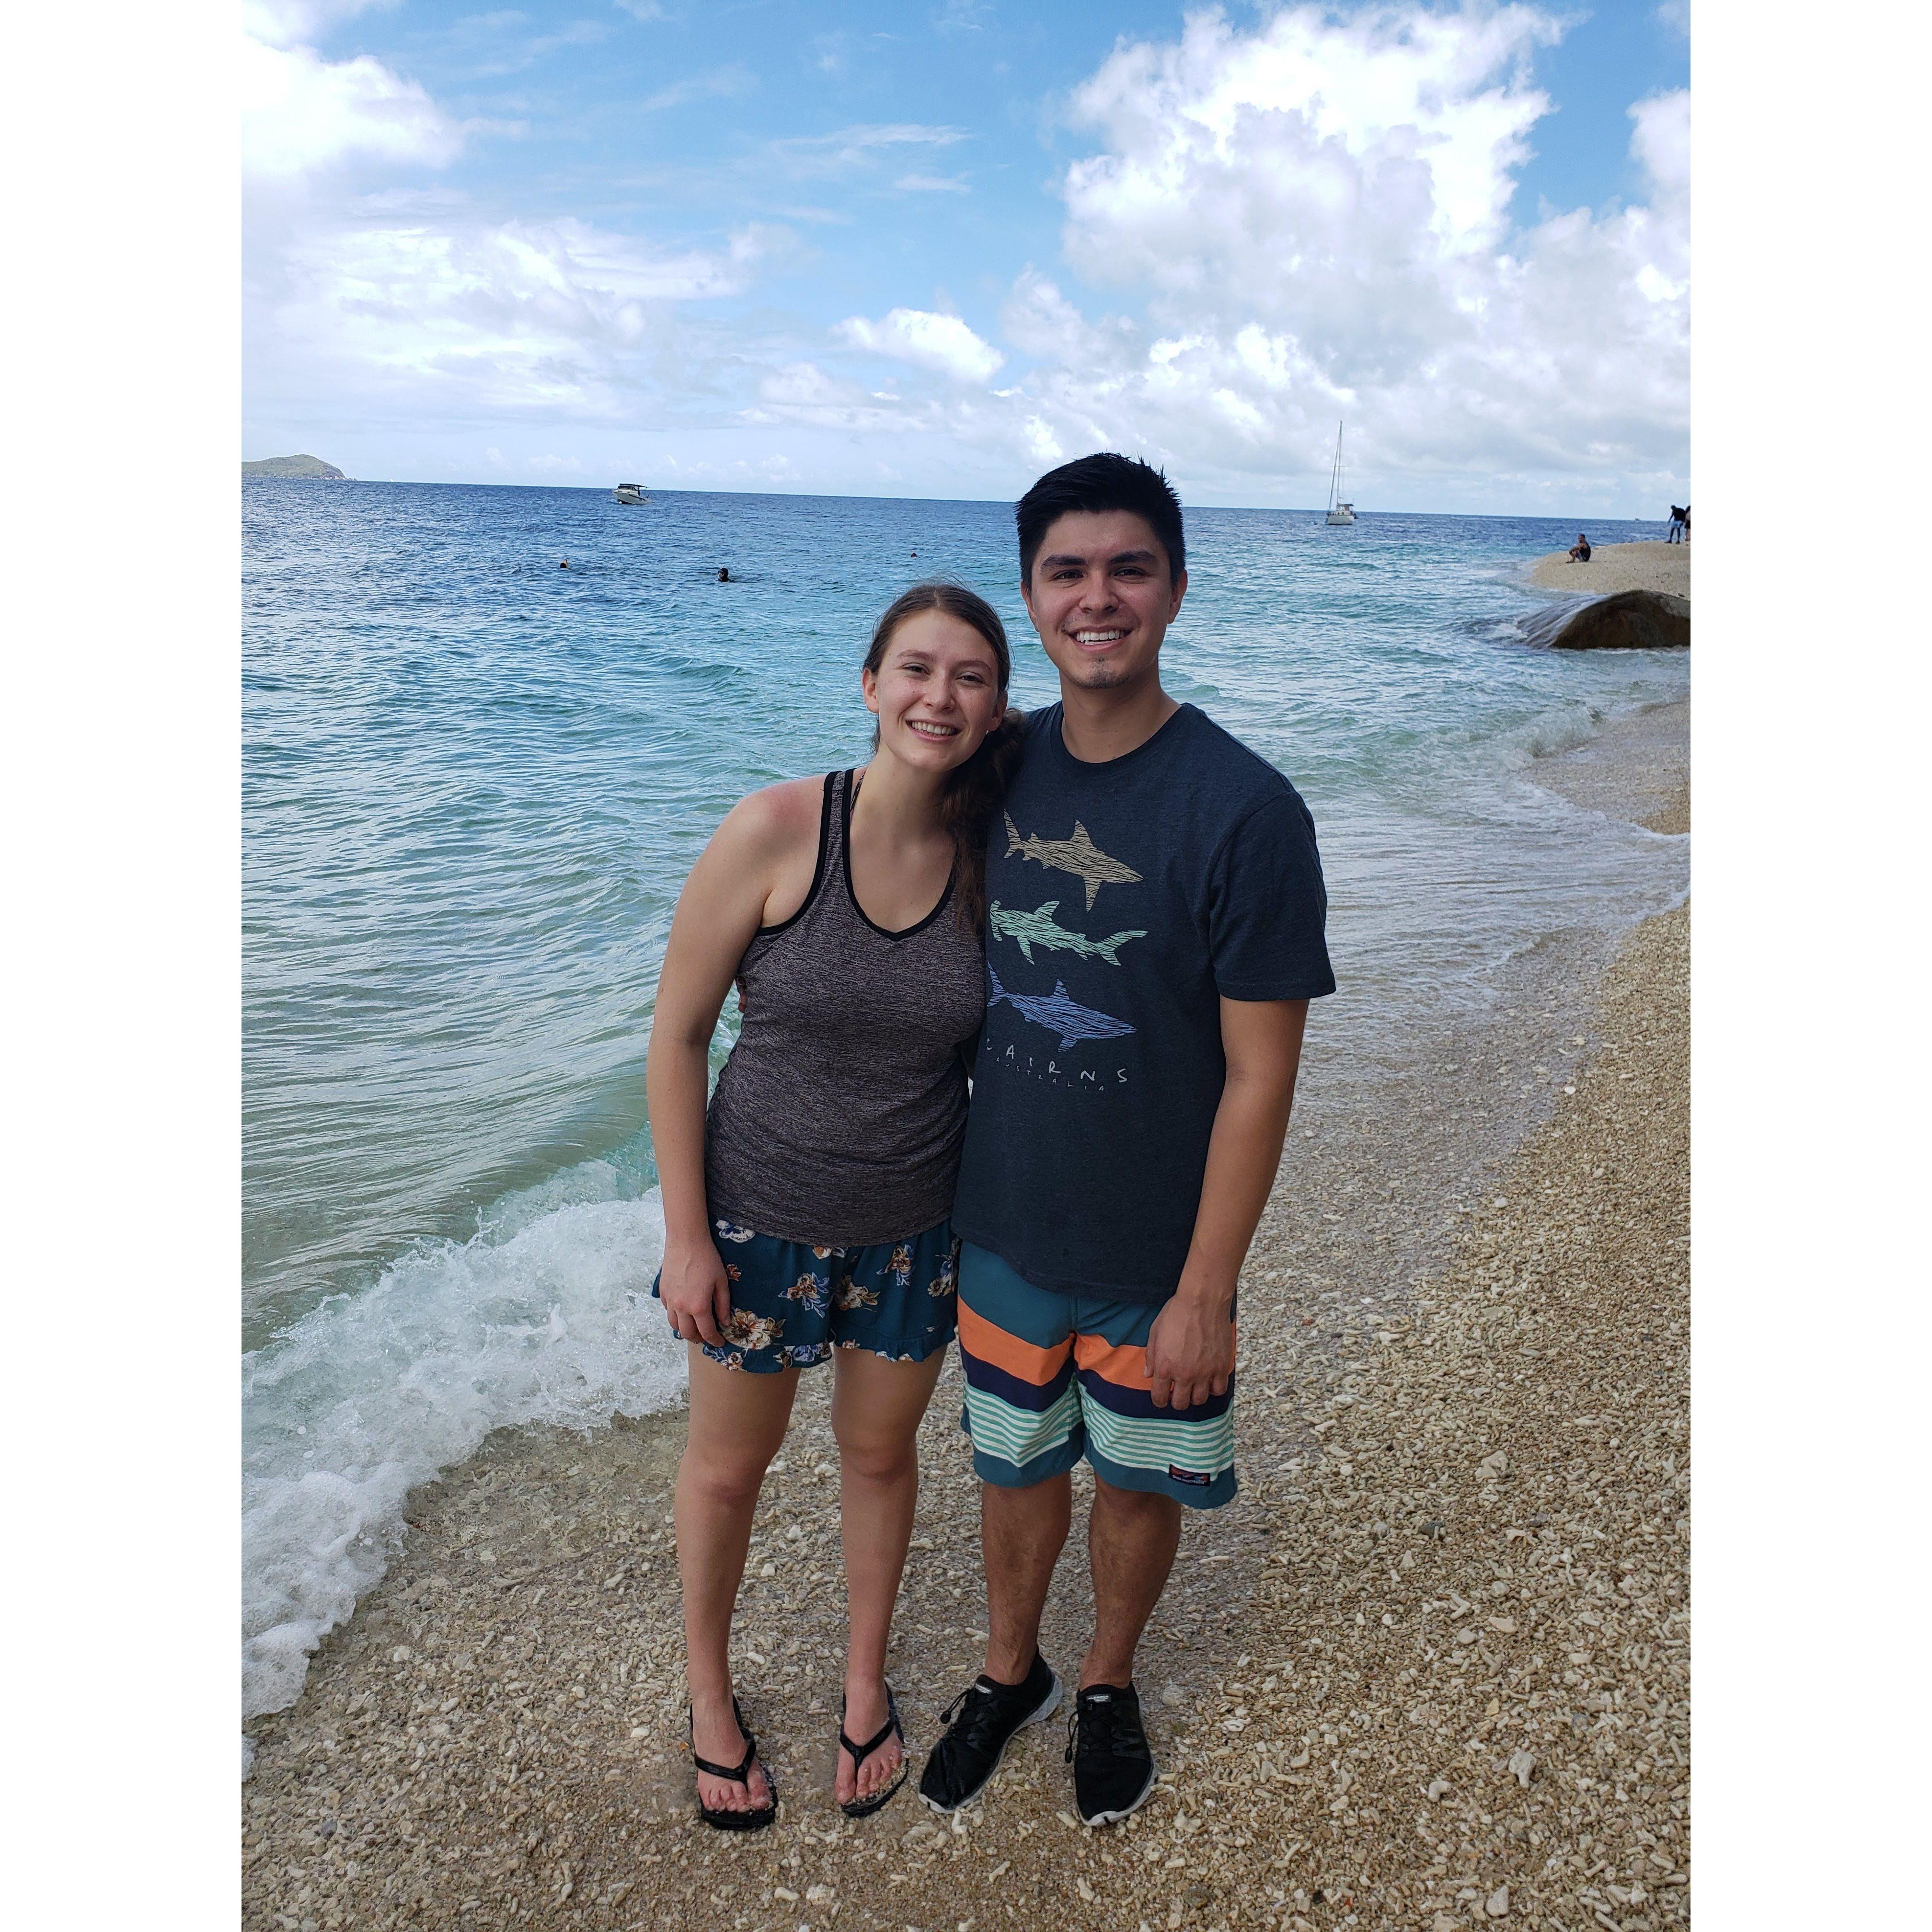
[829,1345,948,1805]
[676,1345,799,1812]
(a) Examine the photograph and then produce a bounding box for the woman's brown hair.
[863,581,1026,935]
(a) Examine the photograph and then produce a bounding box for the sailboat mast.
[1329,420,1343,511]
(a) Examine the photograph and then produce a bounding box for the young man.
[919,454,1335,1826]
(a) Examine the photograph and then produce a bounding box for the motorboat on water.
[612,483,648,505]
[1323,423,1356,525]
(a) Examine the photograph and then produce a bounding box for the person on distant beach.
[718,567,731,582]
[1568,533,1592,562]
[1666,506,1686,543]
[1680,504,1690,542]
[647,583,1024,1830]
[918,455,1334,1827]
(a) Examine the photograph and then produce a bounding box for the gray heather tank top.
[703,770,987,1247]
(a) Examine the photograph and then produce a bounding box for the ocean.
[241,480,1688,1726]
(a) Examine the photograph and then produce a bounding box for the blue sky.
[243,1,1690,511]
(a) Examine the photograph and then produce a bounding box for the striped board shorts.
[956,1243,1236,1509]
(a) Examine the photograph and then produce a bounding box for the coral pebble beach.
[243,724,1690,1932]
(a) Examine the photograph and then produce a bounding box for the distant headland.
[243,454,347,479]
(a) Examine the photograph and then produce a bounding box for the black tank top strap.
[747,770,840,946]
[823,766,851,876]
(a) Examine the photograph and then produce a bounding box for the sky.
[242,0,1690,513]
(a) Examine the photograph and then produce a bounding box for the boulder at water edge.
[1522,590,1690,651]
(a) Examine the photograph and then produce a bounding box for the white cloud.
[772,123,966,177]
[243,34,461,183]
[453,18,614,81]
[254,213,794,419]
[763,6,1688,504]
[245,15,799,436]
[242,0,396,51]
[1629,88,1689,203]
[1657,0,1690,39]
[643,66,756,112]
[837,308,1005,383]
[244,0,1686,507]
[745,362,923,433]
[973,2,1689,501]
[1059,6,1560,345]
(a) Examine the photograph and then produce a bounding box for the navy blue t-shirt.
[951,702,1335,1304]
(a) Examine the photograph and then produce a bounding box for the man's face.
[1022,509,1186,692]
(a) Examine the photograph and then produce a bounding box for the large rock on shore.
[1522,589,1690,652]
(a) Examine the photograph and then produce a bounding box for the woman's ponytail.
[940,707,1026,935]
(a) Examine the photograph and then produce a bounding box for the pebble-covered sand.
[1528,544,1689,599]
[243,727,1690,1932]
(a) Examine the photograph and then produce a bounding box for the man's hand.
[1144,1293,1235,1411]
[658,1239,732,1348]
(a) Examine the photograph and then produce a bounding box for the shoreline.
[243,715,1689,1932]
[1529,700,1689,838]
[1528,542,1689,599]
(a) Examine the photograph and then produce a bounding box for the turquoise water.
[241,480,1687,1724]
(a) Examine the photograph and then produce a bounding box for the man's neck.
[1057,673,1180,765]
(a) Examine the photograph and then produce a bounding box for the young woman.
[646,583,1022,1829]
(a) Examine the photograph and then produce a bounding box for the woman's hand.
[659,1237,732,1348]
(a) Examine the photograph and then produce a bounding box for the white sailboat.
[1323,422,1356,525]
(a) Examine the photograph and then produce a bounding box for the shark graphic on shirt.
[1003,814,1141,911]
[987,961,1136,1053]
[989,899,1147,967]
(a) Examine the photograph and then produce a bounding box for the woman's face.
[862,609,1007,773]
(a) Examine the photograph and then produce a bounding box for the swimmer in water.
[718,567,731,582]
[560,559,569,569]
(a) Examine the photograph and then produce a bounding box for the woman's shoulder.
[713,773,833,862]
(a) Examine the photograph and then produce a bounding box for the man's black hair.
[1016,452,1185,587]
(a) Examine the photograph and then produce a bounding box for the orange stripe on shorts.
[1072,1331,1150,1390]
[957,1300,1071,1387]
[1072,1323,1241,1389]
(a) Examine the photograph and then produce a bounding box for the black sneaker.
[918,1652,1062,1813]
[1066,1682,1157,1826]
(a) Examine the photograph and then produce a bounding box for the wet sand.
[243,718,1690,1932]
[1529,702,1689,838]
[1529,544,1689,599]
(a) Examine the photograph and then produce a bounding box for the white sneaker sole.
[1078,1754,1159,1826]
[920,1672,1064,1815]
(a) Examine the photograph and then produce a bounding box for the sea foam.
[241,1189,676,1732]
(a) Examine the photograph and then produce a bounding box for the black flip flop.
[689,1695,778,1831]
[838,1681,909,1819]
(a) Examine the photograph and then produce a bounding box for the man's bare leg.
[1081,1476,1182,1690]
[980,1472,1073,1682]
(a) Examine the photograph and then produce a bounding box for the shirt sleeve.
[1204,789,1337,1001]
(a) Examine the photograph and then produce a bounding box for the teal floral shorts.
[653,1216,960,1373]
